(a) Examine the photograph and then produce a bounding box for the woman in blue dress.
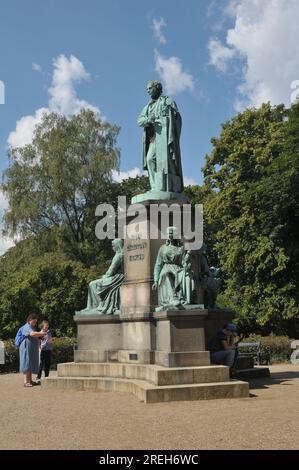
[19,314,46,387]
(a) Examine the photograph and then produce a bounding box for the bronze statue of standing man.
[138,80,184,195]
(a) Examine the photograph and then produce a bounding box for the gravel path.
[1,364,298,450]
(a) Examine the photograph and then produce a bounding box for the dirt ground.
[0,364,298,450]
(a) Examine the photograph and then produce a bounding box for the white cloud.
[0,236,14,256]
[8,107,48,148]
[32,63,42,73]
[154,50,195,95]
[208,0,299,109]
[49,55,99,115]
[184,176,197,187]
[8,54,101,148]
[112,167,146,183]
[208,38,236,73]
[222,0,239,19]
[0,190,14,256]
[152,17,167,45]
[207,0,239,32]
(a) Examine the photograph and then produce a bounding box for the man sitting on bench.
[207,323,238,370]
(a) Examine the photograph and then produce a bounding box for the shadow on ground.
[248,370,299,393]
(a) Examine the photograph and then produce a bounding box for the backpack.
[15,326,26,348]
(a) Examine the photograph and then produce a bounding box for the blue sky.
[0,0,241,186]
[1,0,299,253]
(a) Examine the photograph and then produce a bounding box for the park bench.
[237,341,262,365]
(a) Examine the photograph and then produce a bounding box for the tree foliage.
[2,109,120,264]
[201,102,299,336]
[0,252,101,339]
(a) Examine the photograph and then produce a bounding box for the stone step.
[43,376,249,403]
[57,362,229,386]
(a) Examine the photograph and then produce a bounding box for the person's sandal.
[24,383,33,387]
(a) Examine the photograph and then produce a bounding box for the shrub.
[241,334,294,363]
[50,337,76,368]
[0,339,19,373]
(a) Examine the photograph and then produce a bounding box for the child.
[36,320,53,383]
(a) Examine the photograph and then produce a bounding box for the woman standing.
[19,314,46,387]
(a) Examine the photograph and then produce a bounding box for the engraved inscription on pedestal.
[121,235,154,317]
[125,239,150,281]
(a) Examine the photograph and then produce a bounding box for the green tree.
[1,109,120,265]
[117,175,150,199]
[183,184,219,265]
[202,102,299,336]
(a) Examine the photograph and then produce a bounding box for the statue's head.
[112,238,124,253]
[147,80,163,100]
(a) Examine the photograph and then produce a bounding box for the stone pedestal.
[73,308,235,366]
[47,198,249,402]
[47,305,249,402]
[154,309,207,352]
[73,192,236,366]
[74,314,122,363]
[121,198,204,317]
[153,309,210,367]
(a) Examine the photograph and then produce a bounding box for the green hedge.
[241,334,294,364]
[0,337,76,374]
[0,334,294,374]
